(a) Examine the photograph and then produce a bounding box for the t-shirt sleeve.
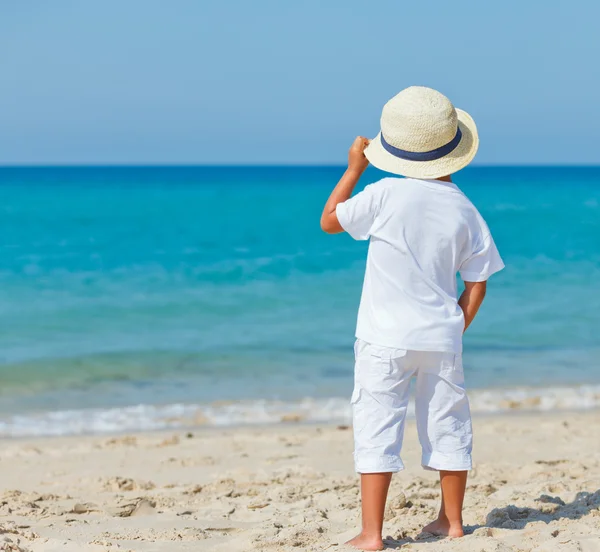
[335,184,381,241]
[459,233,505,282]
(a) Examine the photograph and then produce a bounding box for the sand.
[0,411,599,552]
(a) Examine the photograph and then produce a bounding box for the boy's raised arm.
[320,136,370,234]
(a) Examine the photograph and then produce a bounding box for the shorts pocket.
[368,345,407,376]
[439,353,465,386]
[354,340,407,377]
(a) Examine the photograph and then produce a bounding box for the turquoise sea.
[1,166,599,436]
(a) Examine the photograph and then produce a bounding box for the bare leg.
[346,472,392,550]
[421,470,467,538]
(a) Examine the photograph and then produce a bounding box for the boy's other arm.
[459,281,487,332]
[320,137,370,234]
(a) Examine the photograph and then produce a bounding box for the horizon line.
[1,163,600,169]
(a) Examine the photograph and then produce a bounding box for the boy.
[320,86,504,550]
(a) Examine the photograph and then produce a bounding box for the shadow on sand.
[380,489,600,549]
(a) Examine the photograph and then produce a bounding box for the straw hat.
[364,86,479,179]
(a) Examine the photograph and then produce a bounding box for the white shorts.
[351,339,473,474]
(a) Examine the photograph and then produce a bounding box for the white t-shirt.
[336,177,504,353]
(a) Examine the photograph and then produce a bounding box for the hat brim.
[364,109,479,179]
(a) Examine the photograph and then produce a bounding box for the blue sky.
[1,1,598,165]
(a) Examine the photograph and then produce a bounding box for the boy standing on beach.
[321,86,504,550]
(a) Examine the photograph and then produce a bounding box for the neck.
[436,175,453,182]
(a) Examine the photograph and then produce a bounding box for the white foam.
[1,384,599,438]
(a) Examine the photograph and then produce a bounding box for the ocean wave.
[1,384,600,438]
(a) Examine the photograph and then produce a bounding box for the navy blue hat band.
[380,127,462,162]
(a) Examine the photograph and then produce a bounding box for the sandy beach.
[0,411,599,551]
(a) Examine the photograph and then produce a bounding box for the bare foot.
[346,532,385,551]
[420,517,464,538]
